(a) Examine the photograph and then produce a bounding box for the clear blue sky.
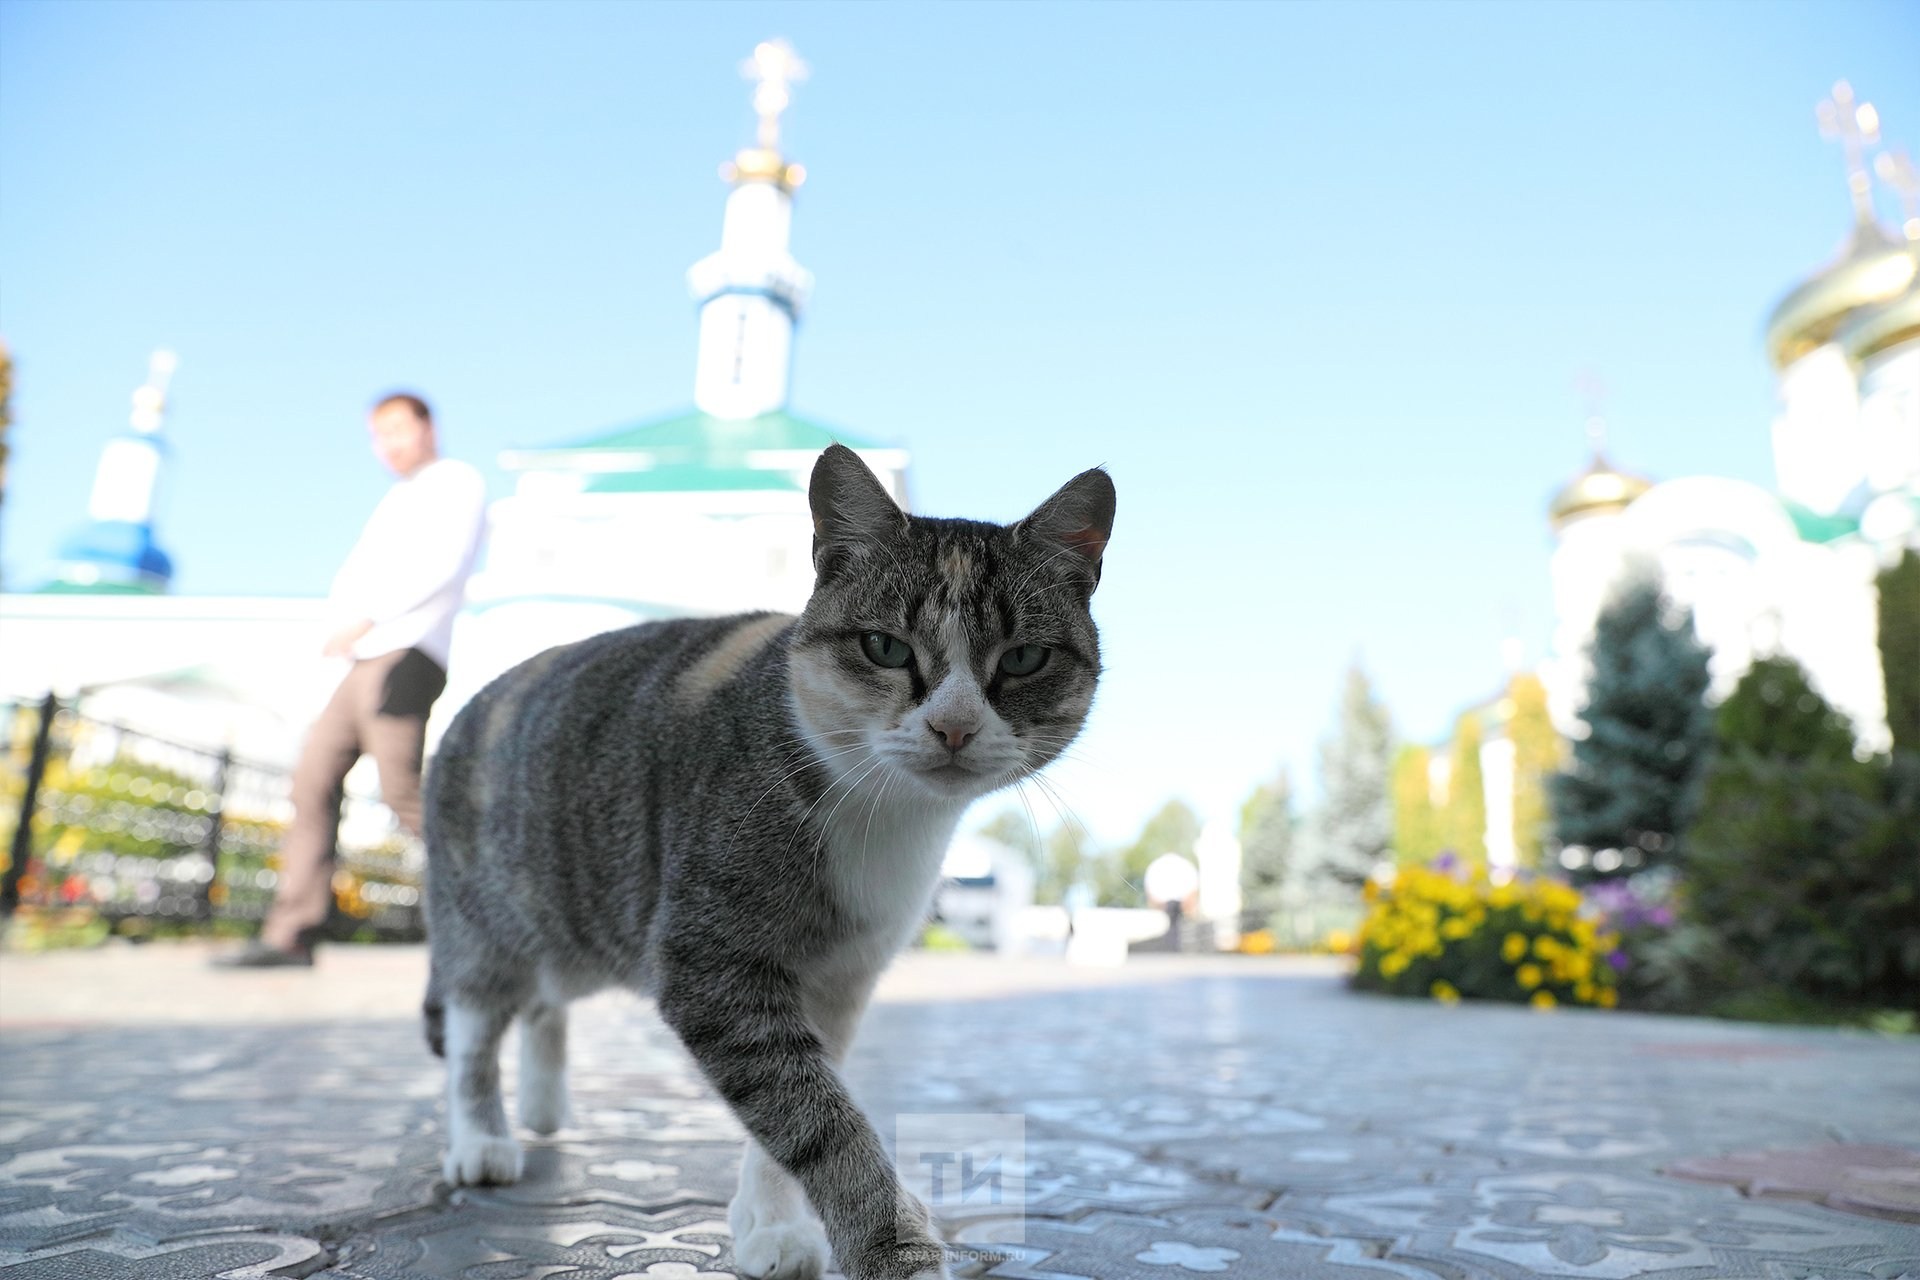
[3,0,1917,843]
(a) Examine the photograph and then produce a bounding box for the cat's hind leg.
[442,997,524,1185]
[517,999,572,1135]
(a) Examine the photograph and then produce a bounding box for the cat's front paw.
[442,1131,524,1186]
[731,1220,832,1279]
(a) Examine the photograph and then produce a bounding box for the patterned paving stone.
[317,1200,748,1280]
[1666,1145,1920,1224]
[2,952,1918,1277]
[0,1229,326,1278]
[1302,1169,1915,1280]
[949,1205,1450,1280]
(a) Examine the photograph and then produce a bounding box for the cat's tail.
[423,961,447,1058]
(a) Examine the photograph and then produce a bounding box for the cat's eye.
[861,632,913,668]
[999,644,1049,677]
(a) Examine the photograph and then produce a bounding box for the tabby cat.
[422,444,1115,1280]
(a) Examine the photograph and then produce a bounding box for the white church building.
[1539,81,1918,759]
[2,41,907,764]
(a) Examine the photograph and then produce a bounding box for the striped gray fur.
[422,445,1114,1280]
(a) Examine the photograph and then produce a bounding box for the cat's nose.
[927,719,978,752]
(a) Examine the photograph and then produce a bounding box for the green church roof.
[584,466,803,494]
[501,407,895,497]
[519,408,885,464]
[33,580,165,596]
[1779,500,1860,544]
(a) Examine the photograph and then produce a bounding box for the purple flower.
[1648,906,1675,927]
[1607,950,1630,972]
[1432,851,1459,874]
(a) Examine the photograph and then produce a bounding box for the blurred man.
[217,392,487,967]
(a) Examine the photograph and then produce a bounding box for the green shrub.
[1684,750,1920,1013]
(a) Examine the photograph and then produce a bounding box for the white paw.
[731,1220,832,1280]
[518,1080,572,1135]
[442,1130,524,1185]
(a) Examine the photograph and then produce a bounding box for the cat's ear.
[810,443,907,576]
[1016,467,1116,591]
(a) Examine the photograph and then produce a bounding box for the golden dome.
[721,146,805,192]
[1764,218,1917,369]
[1837,253,1920,365]
[1549,454,1653,529]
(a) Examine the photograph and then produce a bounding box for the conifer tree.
[1715,654,1857,763]
[1316,663,1394,885]
[1238,769,1294,915]
[1443,712,1487,866]
[1878,550,1920,753]
[1506,673,1561,869]
[1549,571,1713,880]
[1390,744,1445,864]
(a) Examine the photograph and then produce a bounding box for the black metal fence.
[1,696,424,940]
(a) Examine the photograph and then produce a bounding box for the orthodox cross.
[1875,147,1920,241]
[741,39,808,152]
[1817,81,1881,223]
[130,349,178,436]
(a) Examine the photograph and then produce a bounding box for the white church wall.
[1542,472,1893,758]
[1857,344,1920,495]
[1774,539,1890,753]
[1772,344,1866,514]
[0,594,334,764]
[1620,477,1802,702]
[1543,509,1632,734]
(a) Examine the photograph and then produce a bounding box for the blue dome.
[55,519,174,588]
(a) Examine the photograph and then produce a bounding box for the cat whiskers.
[720,736,875,864]
[814,750,896,846]
[761,745,889,923]
[1012,761,1098,867]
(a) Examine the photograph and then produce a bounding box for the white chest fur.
[819,772,965,959]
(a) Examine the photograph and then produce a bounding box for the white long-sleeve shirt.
[327,457,488,667]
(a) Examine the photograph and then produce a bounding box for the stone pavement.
[0,943,1916,1279]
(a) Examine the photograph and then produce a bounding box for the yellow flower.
[1501,933,1528,964]
[1430,980,1461,1005]
[1440,917,1473,940]
[1532,935,1560,960]
[1515,963,1544,989]
[1379,951,1411,978]
[1530,990,1558,1010]
[1574,980,1596,1003]
[1597,987,1618,1008]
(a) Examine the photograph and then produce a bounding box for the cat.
[420,443,1114,1280]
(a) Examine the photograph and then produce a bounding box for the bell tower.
[687,40,815,420]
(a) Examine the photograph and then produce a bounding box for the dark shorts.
[377,648,448,718]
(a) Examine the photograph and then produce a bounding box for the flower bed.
[1353,859,1621,1008]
